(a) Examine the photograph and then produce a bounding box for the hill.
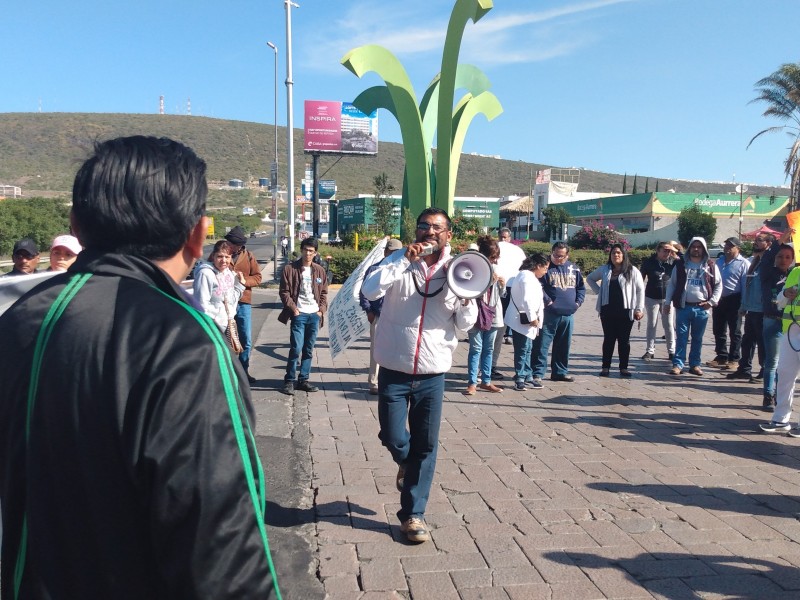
[0,112,787,200]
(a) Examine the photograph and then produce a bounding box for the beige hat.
[386,238,403,251]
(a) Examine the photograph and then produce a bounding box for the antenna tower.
[187,97,191,116]
[159,95,164,115]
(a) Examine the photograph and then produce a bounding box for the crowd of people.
[4,135,800,568]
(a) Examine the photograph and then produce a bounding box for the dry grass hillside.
[0,112,786,200]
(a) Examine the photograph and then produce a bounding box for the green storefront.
[558,192,790,232]
[334,195,500,235]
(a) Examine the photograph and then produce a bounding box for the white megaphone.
[446,250,493,299]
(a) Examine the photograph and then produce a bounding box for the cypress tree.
[622,173,627,194]
[632,174,638,194]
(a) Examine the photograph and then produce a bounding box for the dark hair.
[71,136,207,260]
[776,243,795,264]
[207,239,234,261]
[521,252,549,271]
[551,241,569,253]
[300,237,319,250]
[607,243,632,277]
[416,207,451,230]
[476,234,500,261]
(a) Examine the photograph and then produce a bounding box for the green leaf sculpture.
[341,0,502,237]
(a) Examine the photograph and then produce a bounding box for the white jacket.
[361,245,478,375]
[504,270,544,340]
[586,264,645,321]
[193,262,245,331]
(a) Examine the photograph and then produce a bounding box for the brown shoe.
[400,517,430,543]
[479,383,502,393]
[689,366,704,376]
[669,367,682,376]
[464,384,477,395]
[705,358,726,368]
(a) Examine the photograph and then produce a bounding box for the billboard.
[304,100,378,155]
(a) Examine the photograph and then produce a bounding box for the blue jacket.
[359,261,385,315]
[541,261,585,316]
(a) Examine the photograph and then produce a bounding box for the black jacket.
[0,251,280,599]
[640,253,676,300]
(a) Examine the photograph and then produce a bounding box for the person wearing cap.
[639,241,679,362]
[224,225,263,383]
[359,237,403,394]
[706,237,749,369]
[2,238,40,277]
[48,234,82,272]
[725,231,788,384]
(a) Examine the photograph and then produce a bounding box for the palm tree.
[748,62,800,211]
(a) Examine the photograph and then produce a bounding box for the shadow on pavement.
[544,549,800,597]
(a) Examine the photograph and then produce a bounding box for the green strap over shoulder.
[15,272,92,599]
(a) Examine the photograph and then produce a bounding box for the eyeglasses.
[416,222,448,233]
[551,253,568,260]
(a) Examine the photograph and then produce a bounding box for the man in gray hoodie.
[663,237,722,376]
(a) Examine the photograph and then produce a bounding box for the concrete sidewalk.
[251,282,800,599]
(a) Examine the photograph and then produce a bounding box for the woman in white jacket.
[586,243,645,378]
[193,240,246,332]
[505,252,550,391]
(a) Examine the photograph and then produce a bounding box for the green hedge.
[317,242,659,284]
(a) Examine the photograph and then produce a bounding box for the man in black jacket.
[0,136,281,599]
[640,241,678,361]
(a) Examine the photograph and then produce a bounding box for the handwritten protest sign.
[328,239,390,359]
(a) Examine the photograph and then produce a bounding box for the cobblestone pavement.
[254,285,800,599]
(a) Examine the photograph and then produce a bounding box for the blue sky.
[4,0,799,189]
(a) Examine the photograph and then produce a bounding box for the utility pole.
[267,41,279,280]
[285,1,299,255]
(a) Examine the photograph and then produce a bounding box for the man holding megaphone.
[361,208,477,544]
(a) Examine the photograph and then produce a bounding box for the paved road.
[249,256,800,599]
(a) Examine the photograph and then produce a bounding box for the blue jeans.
[235,303,253,372]
[285,312,320,383]
[763,316,782,397]
[377,368,444,522]
[674,305,710,369]
[467,327,497,385]
[530,312,574,379]
[512,330,532,384]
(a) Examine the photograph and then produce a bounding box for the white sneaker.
[759,421,791,434]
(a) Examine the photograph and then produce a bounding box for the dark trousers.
[737,311,764,375]
[712,293,742,361]
[600,312,634,370]
[501,286,511,337]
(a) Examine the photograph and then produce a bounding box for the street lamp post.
[285,1,299,255]
[267,41,279,280]
[736,183,748,239]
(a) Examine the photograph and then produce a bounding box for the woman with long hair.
[193,239,246,332]
[586,243,645,377]
[761,242,795,411]
[465,235,505,395]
